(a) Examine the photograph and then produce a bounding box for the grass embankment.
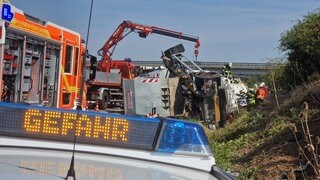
[208,81,320,179]
[210,108,290,179]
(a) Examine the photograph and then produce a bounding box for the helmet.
[228,62,232,67]
[259,82,265,87]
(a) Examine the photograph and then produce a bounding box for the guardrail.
[133,61,268,69]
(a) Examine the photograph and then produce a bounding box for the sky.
[10,0,320,63]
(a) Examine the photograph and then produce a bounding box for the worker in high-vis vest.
[256,84,266,103]
[222,62,233,79]
[247,89,256,106]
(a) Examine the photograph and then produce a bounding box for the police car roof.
[0,143,217,180]
[0,102,237,179]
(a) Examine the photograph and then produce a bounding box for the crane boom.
[98,20,200,65]
[152,27,200,47]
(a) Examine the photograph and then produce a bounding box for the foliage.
[289,102,320,179]
[208,96,308,179]
[209,9,320,179]
[265,58,286,87]
[244,73,269,88]
[279,9,320,87]
[211,133,253,171]
[210,111,251,170]
[260,115,287,138]
[239,167,258,180]
[209,109,288,178]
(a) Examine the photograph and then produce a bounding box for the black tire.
[99,91,109,110]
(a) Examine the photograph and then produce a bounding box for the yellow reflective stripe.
[60,64,78,93]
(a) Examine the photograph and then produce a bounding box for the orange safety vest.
[263,85,268,98]
[257,88,266,100]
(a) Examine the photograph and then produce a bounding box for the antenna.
[65,136,77,180]
[66,0,94,179]
[77,0,94,110]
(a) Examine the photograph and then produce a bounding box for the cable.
[77,0,94,110]
[85,0,94,50]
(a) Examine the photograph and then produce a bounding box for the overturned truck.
[123,44,230,128]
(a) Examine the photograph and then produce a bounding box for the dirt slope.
[240,81,320,179]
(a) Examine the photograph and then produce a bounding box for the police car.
[0,102,236,179]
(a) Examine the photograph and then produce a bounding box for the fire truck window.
[64,45,73,73]
[74,47,79,75]
[62,93,71,104]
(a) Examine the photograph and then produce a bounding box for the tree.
[279,9,320,85]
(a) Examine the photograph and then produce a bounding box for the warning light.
[1,3,14,22]
[157,118,212,156]
[0,102,213,156]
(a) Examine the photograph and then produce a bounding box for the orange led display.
[112,118,129,141]
[24,109,42,132]
[43,111,61,134]
[23,109,129,142]
[1,103,159,149]
[93,116,111,139]
[61,113,77,135]
[76,114,92,138]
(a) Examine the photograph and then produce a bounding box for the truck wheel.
[99,91,109,110]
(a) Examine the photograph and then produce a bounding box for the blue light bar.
[0,102,160,150]
[0,102,213,156]
[156,118,212,156]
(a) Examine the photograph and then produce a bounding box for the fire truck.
[0,4,85,109]
[86,20,200,111]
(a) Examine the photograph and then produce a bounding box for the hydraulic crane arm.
[98,20,200,63]
[152,26,200,48]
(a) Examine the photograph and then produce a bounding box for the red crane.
[87,20,200,110]
[97,20,200,78]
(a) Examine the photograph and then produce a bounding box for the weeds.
[261,115,288,138]
[211,133,253,171]
[289,102,320,179]
[239,167,258,180]
[210,110,280,178]
[210,103,297,179]
[210,87,319,179]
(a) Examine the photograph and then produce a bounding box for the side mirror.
[89,55,97,80]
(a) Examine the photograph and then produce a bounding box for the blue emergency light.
[0,102,212,156]
[1,3,14,22]
[157,118,212,156]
